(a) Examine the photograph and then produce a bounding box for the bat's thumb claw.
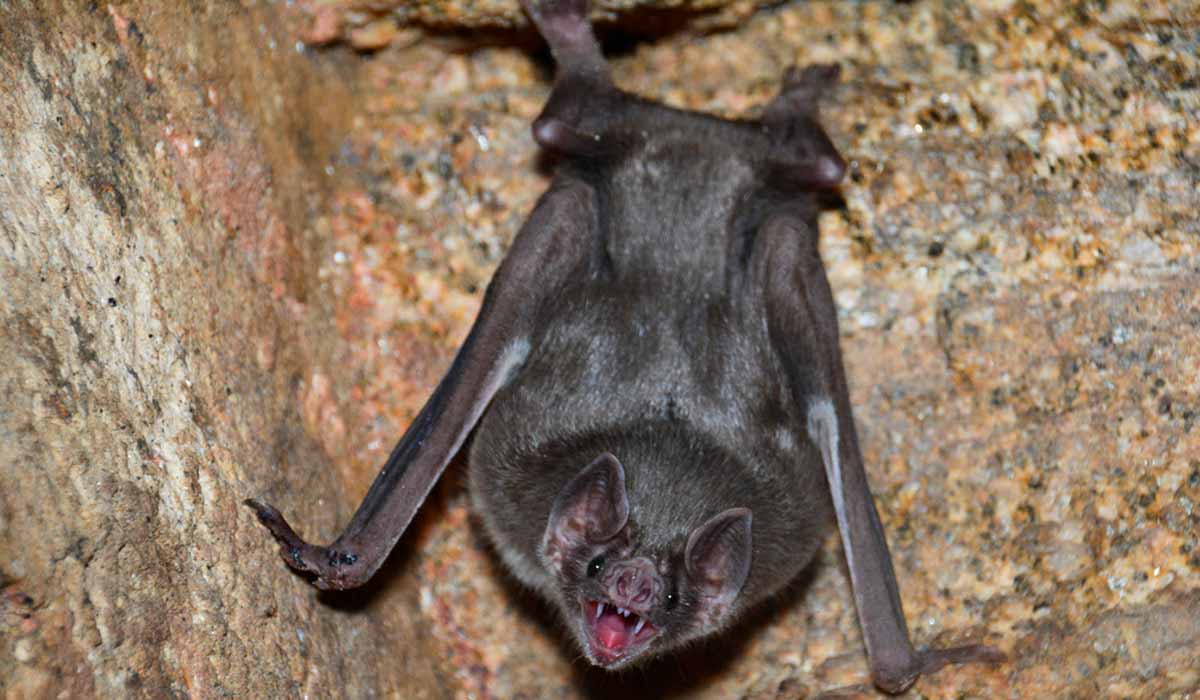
[243,497,313,567]
[917,642,1007,674]
[871,642,1006,694]
[244,497,281,525]
[243,497,369,590]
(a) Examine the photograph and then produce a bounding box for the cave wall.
[1,0,1197,698]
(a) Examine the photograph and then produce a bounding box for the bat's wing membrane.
[248,182,599,590]
[756,211,1004,693]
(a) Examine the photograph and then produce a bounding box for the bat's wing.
[247,180,600,590]
[247,0,612,592]
[757,68,1004,693]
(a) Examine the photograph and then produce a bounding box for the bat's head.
[539,453,753,669]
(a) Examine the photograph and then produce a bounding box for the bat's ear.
[684,508,753,622]
[542,453,630,572]
[763,64,846,190]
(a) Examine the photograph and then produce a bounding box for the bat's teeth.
[618,607,628,617]
[633,618,646,635]
[596,602,605,620]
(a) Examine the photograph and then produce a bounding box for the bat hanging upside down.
[247,0,1003,692]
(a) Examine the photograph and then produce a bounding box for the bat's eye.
[665,589,678,610]
[587,556,605,577]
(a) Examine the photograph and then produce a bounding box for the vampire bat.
[247,0,1003,692]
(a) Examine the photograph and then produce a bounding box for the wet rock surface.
[2,0,1197,698]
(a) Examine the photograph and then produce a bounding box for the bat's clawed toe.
[782,63,841,94]
[523,0,588,25]
[766,63,841,121]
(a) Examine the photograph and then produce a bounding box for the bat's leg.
[757,215,1005,693]
[247,182,600,590]
[522,0,624,157]
[522,0,608,83]
[762,64,846,190]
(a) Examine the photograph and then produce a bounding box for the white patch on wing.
[807,398,854,577]
[452,338,531,457]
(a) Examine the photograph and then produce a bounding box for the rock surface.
[1,0,1198,698]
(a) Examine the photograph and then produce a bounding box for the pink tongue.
[595,614,631,650]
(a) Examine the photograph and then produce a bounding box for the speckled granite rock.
[2,0,1197,698]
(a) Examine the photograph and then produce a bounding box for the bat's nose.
[606,558,659,609]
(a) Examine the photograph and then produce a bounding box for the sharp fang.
[633,619,646,636]
[596,602,605,621]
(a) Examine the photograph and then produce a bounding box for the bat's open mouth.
[582,599,658,666]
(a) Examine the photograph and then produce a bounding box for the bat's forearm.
[247,181,597,590]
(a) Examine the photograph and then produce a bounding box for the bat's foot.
[872,643,1006,694]
[243,498,367,590]
[762,63,846,190]
[523,0,588,29]
[523,0,609,84]
[765,63,841,122]
[782,64,841,95]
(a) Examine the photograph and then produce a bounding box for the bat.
[246,0,1003,692]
